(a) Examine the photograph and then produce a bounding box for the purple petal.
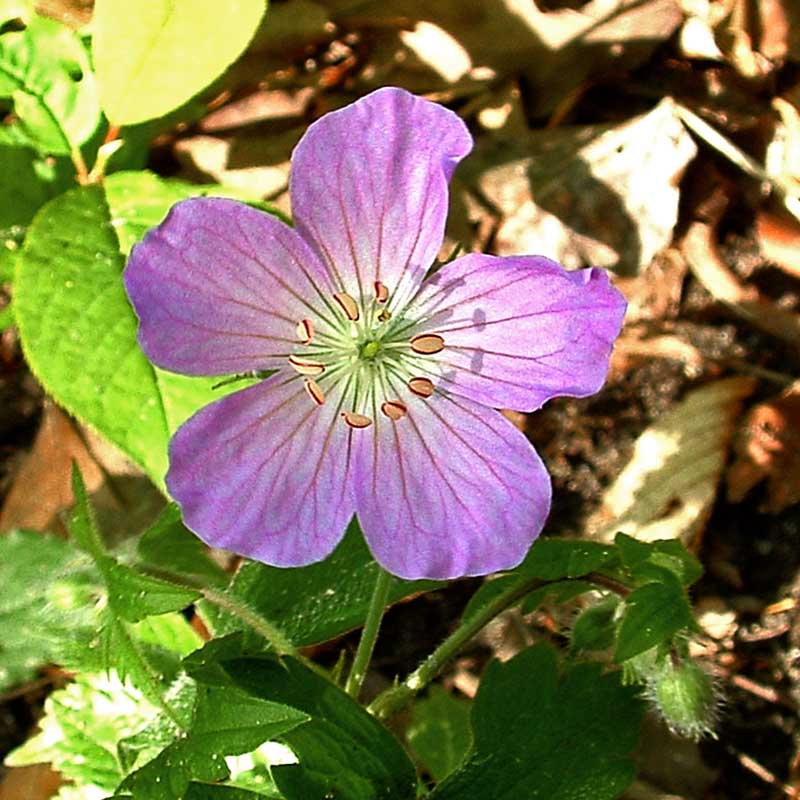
[124,197,339,376]
[409,255,626,411]
[352,390,551,580]
[290,87,473,309]
[167,374,355,566]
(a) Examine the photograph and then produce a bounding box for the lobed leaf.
[430,644,644,800]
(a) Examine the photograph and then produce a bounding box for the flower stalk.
[345,567,394,698]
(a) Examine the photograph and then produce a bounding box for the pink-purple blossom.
[124,87,626,580]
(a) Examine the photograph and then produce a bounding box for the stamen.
[341,410,372,429]
[304,378,325,406]
[381,400,407,421]
[377,309,392,323]
[374,280,389,304]
[296,318,314,344]
[288,355,325,376]
[408,377,434,398]
[333,291,360,321]
[410,333,445,355]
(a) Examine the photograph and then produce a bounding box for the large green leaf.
[185,645,418,800]
[0,14,100,153]
[92,0,267,125]
[218,519,440,647]
[431,645,643,800]
[14,171,260,486]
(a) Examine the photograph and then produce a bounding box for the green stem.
[369,571,633,720]
[345,567,394,699]
[141,566,298,657]
[368,575,543,720]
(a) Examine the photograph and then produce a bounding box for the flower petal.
[167,373,356,566]
[124,197,340,376]
[290,87,473,309]
[408,255,626,411]
[352,388,551,580]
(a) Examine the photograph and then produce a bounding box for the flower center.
[288,284,444,428]
[359,339,381,360]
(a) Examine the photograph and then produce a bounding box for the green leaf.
[430,645,644,800]
[0,14,100,153]
[0,529,100,689]
[407,687,472,782]
[571,595,620,654]
[102,560,200,622]
[614,571,694,662]
[92,0,267,125]
[69,463,106,559]
[138,503,228,586]
[14,171,264,486]
[614,532,703,587]
[519,537,615,580]
[185,647,417,800]
[6,670,161,794]
[220,519,440,646]
[120,686,307,800]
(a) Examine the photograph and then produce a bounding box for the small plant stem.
[345,567,394,699]
[199,585,298,656]
[70,146,91,186]
[368,571,633,720]
[141,566,298,657]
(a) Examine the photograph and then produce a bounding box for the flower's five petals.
[124,197,337,376]
[167,374,356,566]
[409,255,627,411]
[352,392,551,580]
[290,87,473,309]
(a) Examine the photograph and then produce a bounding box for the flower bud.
[648,659,719,740]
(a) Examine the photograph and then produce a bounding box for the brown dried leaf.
[755,207,800,279]
[726,382,800,513]
[0,764,60,800]
[464,98,696,275]
[683,218,800,348]
[588,377,756,546]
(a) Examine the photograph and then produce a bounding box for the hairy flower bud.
[647,659,719,740]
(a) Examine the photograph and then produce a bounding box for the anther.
[377,309,392,323]
[333,291,360,321]
[410,333,445,355]
[304,378,325,406]
[296,318,314,345]
[288,355,325,376]
[381,400,407,421]
[374,281,389,304]
[341,410,372,429]
[408,377,434,398]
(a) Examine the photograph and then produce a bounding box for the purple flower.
[124,87,625,580]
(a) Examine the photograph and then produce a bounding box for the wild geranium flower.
[124,87,625,580]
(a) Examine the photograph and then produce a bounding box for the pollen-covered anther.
[296,318,314,344]
[333,291,360,321]
[341,410,373,429]
[304,378,325,406]
[410,333,445,355]
[288,354,325,376]
[374,280,389,304]
[408,377,434,398]
[381,400,407,421]
[377,309,392,323]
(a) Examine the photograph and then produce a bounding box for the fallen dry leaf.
[588,377,756,547]
[463,98,696,275]
[0,403,163,540]
[726,382,800,513]
[0,764,60,800]
[683,212,800,348]
[755,207,800,279]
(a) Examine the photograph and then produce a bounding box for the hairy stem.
[345,567,394,699]
[368,571,632,720]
